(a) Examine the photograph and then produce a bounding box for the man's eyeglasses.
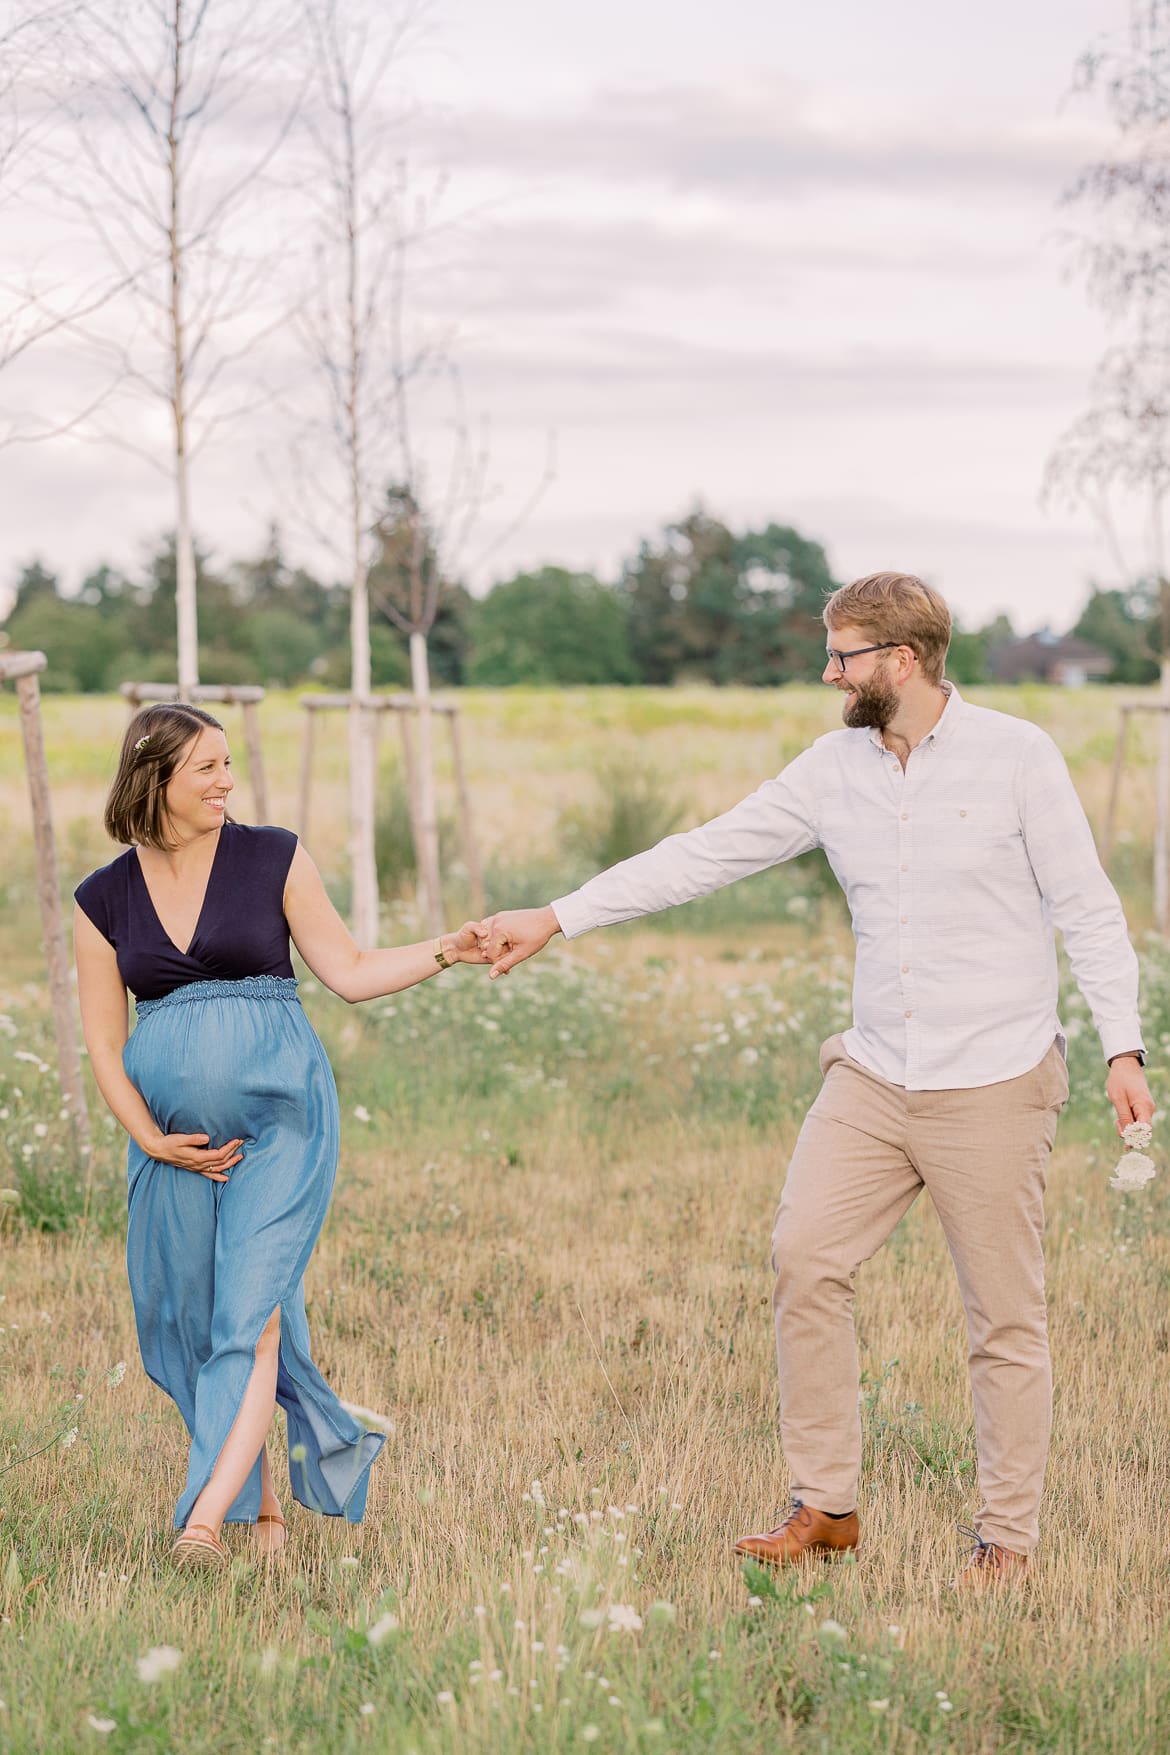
[825,643,899,675]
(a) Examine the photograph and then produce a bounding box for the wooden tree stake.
[2,653,91,1152]
[448,709,484,916]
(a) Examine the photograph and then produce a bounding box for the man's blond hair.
[823,571,951,686]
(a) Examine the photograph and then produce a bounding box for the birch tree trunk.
[168,1,199,697]
[409,628,442,935]
[349,550,379,947]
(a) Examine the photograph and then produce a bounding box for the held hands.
[441,923,496,964]
[474,906,561,978]
[1105,1055,1156,1137]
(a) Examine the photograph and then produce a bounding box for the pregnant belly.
[124,1004,328,1147]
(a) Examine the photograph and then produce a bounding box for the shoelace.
[955,1522,995,1565]
[769,1497,810,1531]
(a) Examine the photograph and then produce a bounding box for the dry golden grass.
[1,685,1169,1752]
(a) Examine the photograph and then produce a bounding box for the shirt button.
[901,965,910,973]
[900,812,909,821]
[904,1010,913,1018]
[900,915,908,924]
[900,863,909,872]
[959,809,967,818]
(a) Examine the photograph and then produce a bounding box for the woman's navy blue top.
[74,824,298,1002]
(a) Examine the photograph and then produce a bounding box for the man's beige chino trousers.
[771,1033,1069,1553]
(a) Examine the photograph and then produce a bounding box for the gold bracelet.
[434,935,454,970]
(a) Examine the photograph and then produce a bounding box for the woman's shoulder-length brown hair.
[105,704,232,849]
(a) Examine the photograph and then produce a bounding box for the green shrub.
[373,760,458,902]
[558,755,687,872]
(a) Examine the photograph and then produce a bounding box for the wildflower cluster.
[387,1482,693,1733]
[1110,1118,1157,1193]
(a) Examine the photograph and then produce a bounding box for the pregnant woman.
[74,702,487,1567]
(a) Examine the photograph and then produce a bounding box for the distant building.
[986,631,1113,688]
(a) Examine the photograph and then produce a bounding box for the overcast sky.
[0,0,1141,632]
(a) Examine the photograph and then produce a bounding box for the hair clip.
[134,734,152,753]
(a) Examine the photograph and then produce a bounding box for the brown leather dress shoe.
[734,1498,860,1566]
[949,1527,1029,1591]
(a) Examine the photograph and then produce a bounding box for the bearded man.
[479,571,1153,1588]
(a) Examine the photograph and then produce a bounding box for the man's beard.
[840,664,898,730]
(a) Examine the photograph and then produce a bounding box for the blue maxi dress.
[75,824,384,1529]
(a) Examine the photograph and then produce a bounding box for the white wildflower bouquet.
[1109,1120,1156,1192]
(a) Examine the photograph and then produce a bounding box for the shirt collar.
[868,680,962,753]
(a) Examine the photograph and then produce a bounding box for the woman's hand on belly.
[138,1128,244,1182]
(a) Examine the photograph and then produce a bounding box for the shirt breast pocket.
[924,800,1022,874]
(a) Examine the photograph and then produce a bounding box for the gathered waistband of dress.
[135,976,300,1017]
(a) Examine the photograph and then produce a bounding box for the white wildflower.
[32,1123,47,1138]
[86,1715,117,1733]
[582,1730,600,1745]
[1122,1120,1153,1151]
[352,1105,371,1124]
[367,1612,399,1645]
[607,1604,642,1634]
[578,1608,603,1628]
[0,1190,19,1206]
[107,1361,127,1387]
[818,1619,847,1641]
[340,1556,359,1569]
[1109,1151,1156,1192]
[435,1690,455,1706]
[136,1646,183,1684]
[529,1479,546,1507]
[60,1427,79,1450]
[868,1699,890,1713]
[359,1702,375,1716]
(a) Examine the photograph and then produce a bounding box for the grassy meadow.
[2,683,1170,1753]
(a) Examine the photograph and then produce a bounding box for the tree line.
[2,502,1156,693]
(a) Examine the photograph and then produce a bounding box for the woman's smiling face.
[163,725,234,838]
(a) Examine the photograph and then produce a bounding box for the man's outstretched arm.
[480,749,823,977]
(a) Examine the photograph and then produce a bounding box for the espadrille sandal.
[172,1523,229,1569]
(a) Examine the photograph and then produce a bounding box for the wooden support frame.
[298,693,484,916]
[1101,700,1170,871]
[0,652,91,1152]
[120,682,269,823]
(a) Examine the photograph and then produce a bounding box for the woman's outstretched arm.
[283,842,488,1002]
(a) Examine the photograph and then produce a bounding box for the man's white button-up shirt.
[551,684,1144,1091]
